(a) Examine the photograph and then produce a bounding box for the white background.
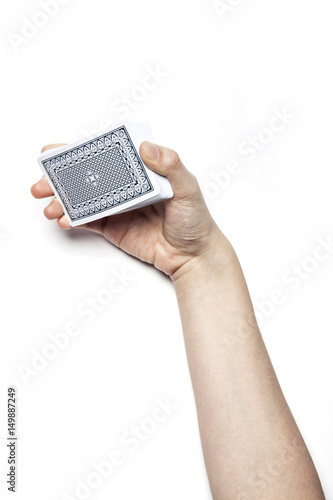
[1,0,333,498]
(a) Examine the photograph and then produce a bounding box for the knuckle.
[188,173,200,193]
[189,172,199,185]
[167,149,181,169]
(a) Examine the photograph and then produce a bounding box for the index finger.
[41,143,67,153]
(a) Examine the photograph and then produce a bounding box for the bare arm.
[32,141,325,500]
[172,238,325,500]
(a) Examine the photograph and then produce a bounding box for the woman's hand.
[31,141,229,279]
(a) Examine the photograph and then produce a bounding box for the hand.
[31,141,228,279]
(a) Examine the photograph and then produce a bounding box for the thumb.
[139,141,198,200]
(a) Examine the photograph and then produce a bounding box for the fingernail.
[143,141,159,161]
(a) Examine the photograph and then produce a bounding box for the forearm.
[172,233,324,500]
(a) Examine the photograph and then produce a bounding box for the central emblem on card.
[85,170,99,187]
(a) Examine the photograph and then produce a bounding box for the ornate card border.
[42,126,154,221]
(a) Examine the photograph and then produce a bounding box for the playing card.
[37,122,173,227]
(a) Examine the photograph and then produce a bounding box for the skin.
[31,141,325,499]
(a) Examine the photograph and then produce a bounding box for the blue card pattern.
[42,126,154,221]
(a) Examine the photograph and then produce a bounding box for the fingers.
[31,176,54,199]
[31,144,68,198]
[44,198,63,220]
[57,215,71,230]
[41,143,67,153]
[139,141,199,200]
[33,143,71,230]
[43,198,71,229]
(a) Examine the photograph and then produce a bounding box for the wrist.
[170,229,239,292]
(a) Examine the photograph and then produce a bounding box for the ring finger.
[44,198,64,220]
